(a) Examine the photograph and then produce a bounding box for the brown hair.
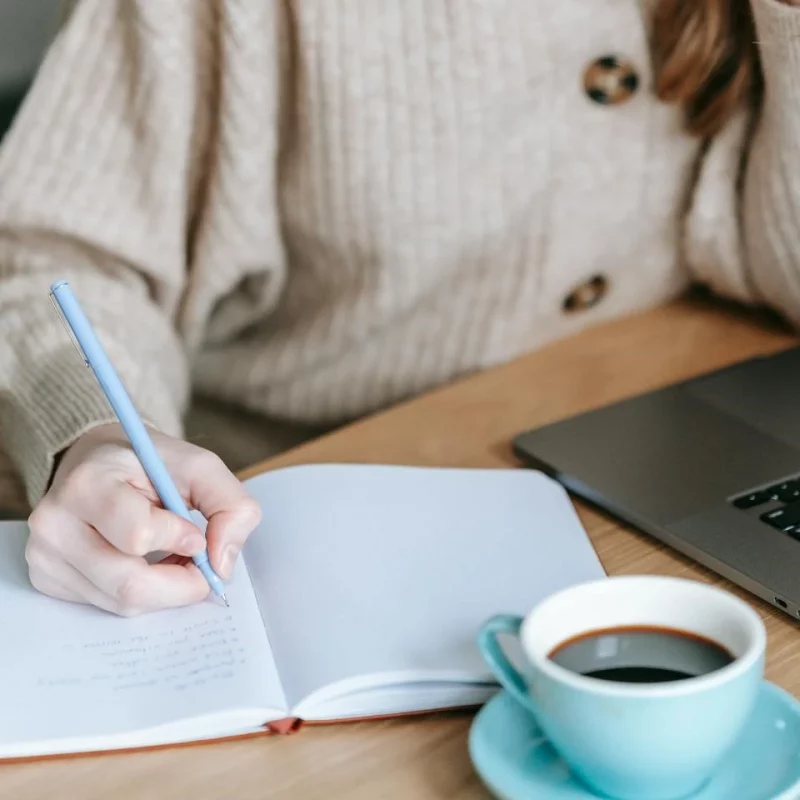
[652,0,761,138]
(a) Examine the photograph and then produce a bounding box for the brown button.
[583,55,639,106]
[563,275,608,312]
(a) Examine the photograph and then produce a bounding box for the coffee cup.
[477,575,766,800]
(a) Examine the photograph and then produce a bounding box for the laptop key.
[733,490,772,509]
[762,502,800,530]
[775,481,800,504]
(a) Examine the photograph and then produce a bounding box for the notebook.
[0,464,604,759]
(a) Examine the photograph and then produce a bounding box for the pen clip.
[48,290,89,367]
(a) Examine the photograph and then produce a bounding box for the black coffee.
[548,626,734,684]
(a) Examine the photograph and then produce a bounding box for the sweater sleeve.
[683,0,800,319]
[0,0,285,504]
[738,0,800,321]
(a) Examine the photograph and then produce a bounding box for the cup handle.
[477,614,535,711]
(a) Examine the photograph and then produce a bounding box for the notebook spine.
[266,717,304,735]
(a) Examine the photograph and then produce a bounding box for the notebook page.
[242,465,605,713]
[0,522,285,754]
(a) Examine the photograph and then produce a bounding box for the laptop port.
[775,597,788,609]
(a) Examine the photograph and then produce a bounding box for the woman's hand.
[25,423,261,616]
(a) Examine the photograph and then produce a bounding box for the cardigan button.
[583,55,639,106]
[563,275,609,312]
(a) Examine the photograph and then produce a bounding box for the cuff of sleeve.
[2,345,184,505]
[0,313,184,505]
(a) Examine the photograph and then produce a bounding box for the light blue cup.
[477,576,766,800]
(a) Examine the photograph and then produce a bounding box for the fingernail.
[180,534,205,556]
[220,545,240,579]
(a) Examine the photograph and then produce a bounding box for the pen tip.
[222,593,229,607]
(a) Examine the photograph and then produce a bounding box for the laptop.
[513,345,800,620]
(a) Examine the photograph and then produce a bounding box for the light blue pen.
[49,280,228,606]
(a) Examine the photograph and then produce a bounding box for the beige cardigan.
[0,0,799,505]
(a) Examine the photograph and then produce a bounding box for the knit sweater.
[1,0,800,506]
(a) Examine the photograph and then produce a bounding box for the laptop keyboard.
[733,479,800,535]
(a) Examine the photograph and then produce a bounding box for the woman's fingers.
[28,423,258,615]
[55,469,206,558]
[28,504,209,616]
[163,448,261,579]
[62,529,210,616]
[27,559,124,616]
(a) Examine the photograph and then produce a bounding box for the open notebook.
[0,464,604,759]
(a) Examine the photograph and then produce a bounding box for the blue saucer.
[469,681,800,800]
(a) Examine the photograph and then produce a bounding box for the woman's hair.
[652,0,761,138]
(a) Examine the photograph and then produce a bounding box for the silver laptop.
[513,346,800,620]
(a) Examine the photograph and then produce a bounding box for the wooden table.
[3,295,800,800]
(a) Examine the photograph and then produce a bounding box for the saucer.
[469,681,800,800]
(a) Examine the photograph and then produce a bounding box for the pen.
[49,280,228,606]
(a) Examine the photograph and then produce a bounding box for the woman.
[0,0,796,615]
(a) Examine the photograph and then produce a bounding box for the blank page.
[242,465,605,711]
[0,522,285,755]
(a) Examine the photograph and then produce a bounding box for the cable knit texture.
[0,0,799,505]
